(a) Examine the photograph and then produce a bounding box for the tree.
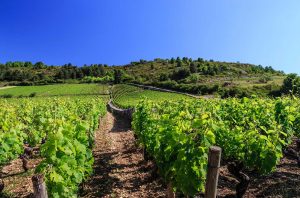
[265,66,275,73]
[34,62,45,69]
[76,70,84,79]
[189,62,197,73]
[170,58,175,64]
[140,59,147,64]
[171,67,190,81]
[281,73,300,95]
[99,65,105,76]
[114,69,122,84]
[63,69,71,79]
[24,61,33,67]
[182,57,188,63]
[159,73,169,81]
[150,63,155,70]
[177,61,182,67]
[197,58,204,63]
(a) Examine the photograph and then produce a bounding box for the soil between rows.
[80,112,166,198]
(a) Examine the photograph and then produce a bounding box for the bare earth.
[81,112,166,198]
[217,140,300,198]
[1,157,42,198]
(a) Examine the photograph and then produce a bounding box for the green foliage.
[176,61,183,67]
[0,94,13,98]
[113,69,123,84]
[34,62,45,69]
[259,75,273,83]
[189,62,197,73]
[0,102,25,165]
[154,81,218,95]
[0,84,109,98]
[218,87,252,98]
[0,58,285,96]
[0,96,106,197]
[81,76,113,83]
[171,67,190,81]
[132,100,215,195]
[29,92,37,97]
[112,84,192,108]
[132,97,300,196]
[186,73,199,83]
[281,73,300,96]
[159,73,169,81]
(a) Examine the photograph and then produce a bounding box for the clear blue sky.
[1,0,300,74]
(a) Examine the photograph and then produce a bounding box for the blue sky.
[1,0,300,73]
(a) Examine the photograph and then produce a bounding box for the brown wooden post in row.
[32,174,48,198]
[0,179,4,193]
[21,157,29,172]
[205,146,222,198]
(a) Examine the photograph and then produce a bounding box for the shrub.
[1,94,13,98]
[171,67,190,81]
[219,87,251,98]
[159,73,169,81]
[186,74,199,83]
[281,73,300,96]
[29,92,37,97]
[258,75,273,83]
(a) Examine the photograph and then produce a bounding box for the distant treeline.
[0,62,113,84]
[1,57,296,98]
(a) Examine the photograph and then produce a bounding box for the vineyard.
[132,97,300,196]
[0,84,109,98]
[0,96,106,197]
[111,85,300,197]
[111,84,192,108]
[0,83,300,197]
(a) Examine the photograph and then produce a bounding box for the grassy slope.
[0,84,109,97]
[112,84,193,108]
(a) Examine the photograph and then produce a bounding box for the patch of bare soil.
[1,157,42,198]
[81,113,166,198]
[217,141,300,198]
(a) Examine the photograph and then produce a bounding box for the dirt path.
[81,112,166,198]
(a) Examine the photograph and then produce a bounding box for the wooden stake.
[32,174,48,198]
[0,179,4,193]
[205,146,222,198]
[22,157,29,172]
[143,147,148,161]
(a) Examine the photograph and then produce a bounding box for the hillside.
[116,58,285,97]
[0,58,286,97]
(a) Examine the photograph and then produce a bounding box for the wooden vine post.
[0,178,4,193]
[32,174,48,198]
[205,146,222,198]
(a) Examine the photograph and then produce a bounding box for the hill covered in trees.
[0,57,289,97]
